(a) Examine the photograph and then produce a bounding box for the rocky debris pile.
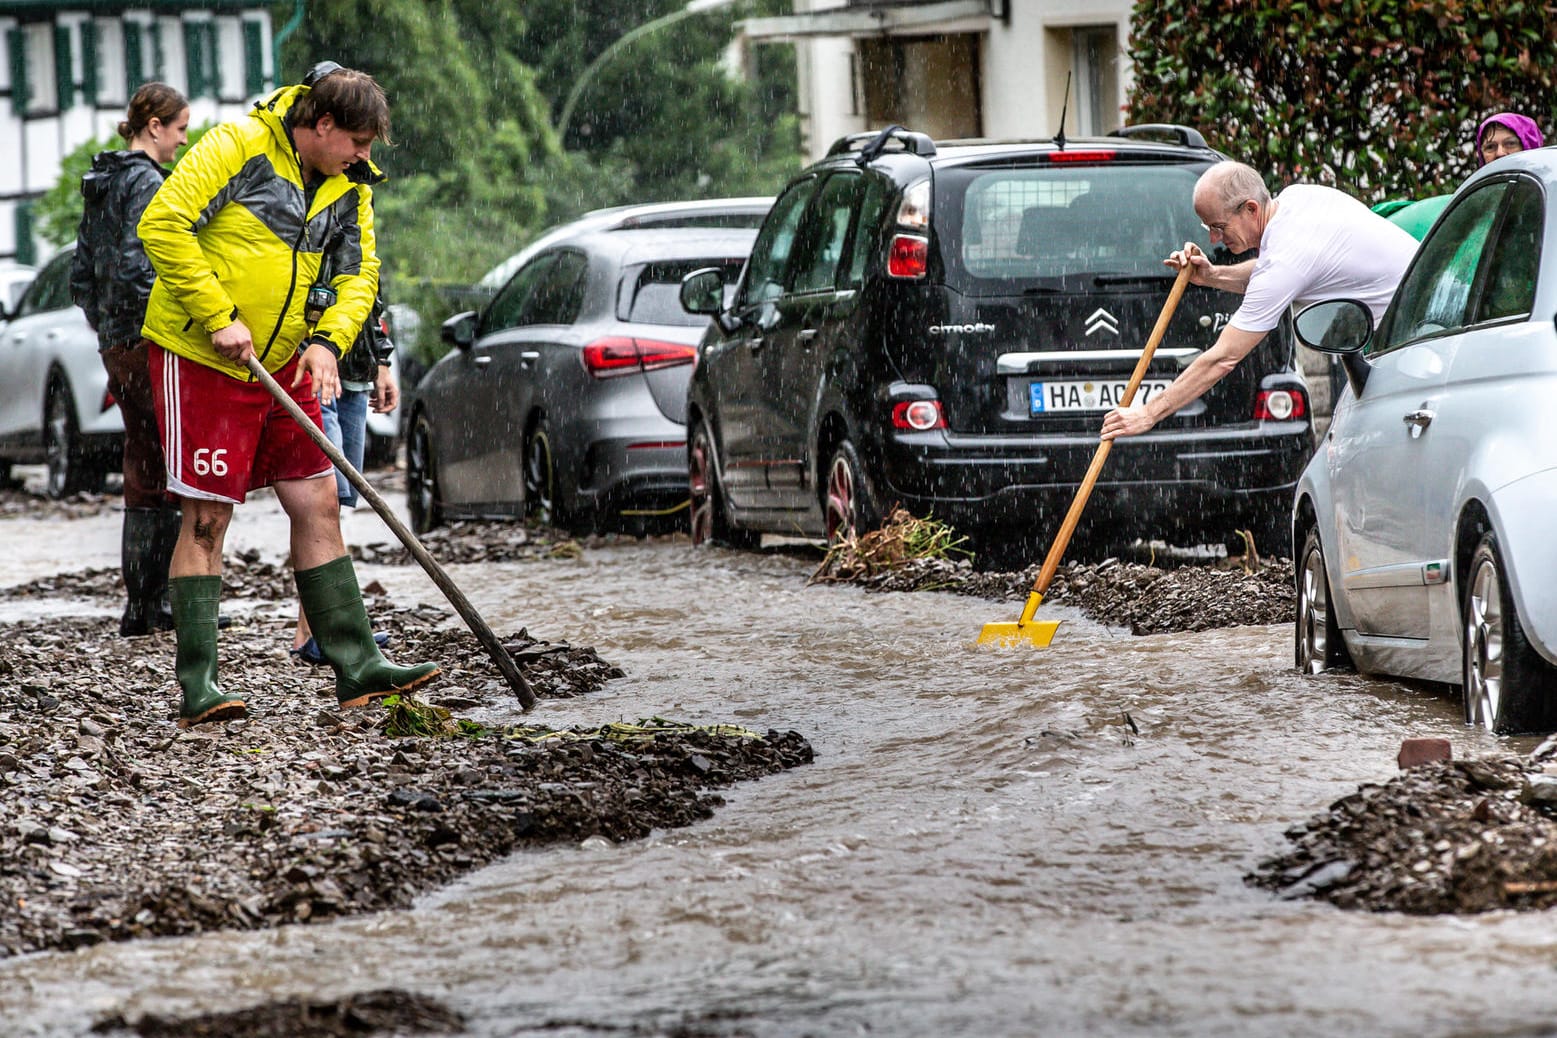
[0,612,812,957]
[0,482,120,520]
[806,554,1295,634]
[351,519,586,566]
[92,989,463,1038]
[0,548,295,604]
[1248,747,1557,914]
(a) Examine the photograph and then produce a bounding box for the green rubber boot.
[169,575,247,728]
[296,556,440,708]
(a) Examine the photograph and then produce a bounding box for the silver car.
[408,222,761,535]
[0,246,123,496]
[1292,150,1557,733]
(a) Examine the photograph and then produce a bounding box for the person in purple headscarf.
[1476,112,1544,166]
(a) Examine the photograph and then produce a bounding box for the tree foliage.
[32,126,213,249]
[1127,0,1557,202]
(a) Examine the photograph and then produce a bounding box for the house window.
[243,19,265,96]
[1071,25,1120,136]
[54,24,73,109]
[94,20,125,106]
[184,20,217,99]
[13,23,59,114]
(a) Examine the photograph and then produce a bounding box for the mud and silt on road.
[0,562,812,962]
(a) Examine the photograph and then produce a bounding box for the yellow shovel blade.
[976,619,1062,647]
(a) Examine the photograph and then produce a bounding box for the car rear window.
[619,260,747,325]
[935,163,1211,289]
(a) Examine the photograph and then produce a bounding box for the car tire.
[44,379,104,499]
[688,419,757,549]
[406,413,443,534]
[823,439,881,545]
[1295,525,1351,674]
[1462,531,1557,734]
[524,414,580,532]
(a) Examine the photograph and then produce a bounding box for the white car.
[1292,150,1557,733]
[0,246,122,496]
[0,263,36,315]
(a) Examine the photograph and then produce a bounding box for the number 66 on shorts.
[149,342,334,504]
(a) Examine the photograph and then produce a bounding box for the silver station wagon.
[1292,148,1557,734]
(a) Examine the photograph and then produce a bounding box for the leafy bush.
[32,125,212,248]
[1128,1,1557,202]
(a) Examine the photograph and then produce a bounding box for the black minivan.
[680,125,1313,558]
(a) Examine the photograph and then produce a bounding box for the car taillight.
[101,389,116,413]
[581,336,696,378]
[1254,388,1307,421]
[897,178,931,230]
[891,399,946,430]
[888,234,929,279]
[1043,149,1117,163]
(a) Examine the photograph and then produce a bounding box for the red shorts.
[149,342,333,504]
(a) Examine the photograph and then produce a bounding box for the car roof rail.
[1110,123,1209,149]
[826,124,938,164]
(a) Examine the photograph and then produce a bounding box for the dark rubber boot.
[295,556,440,708]
[147,507,181,632]
[120,508,175,635]
[169,575,247,728]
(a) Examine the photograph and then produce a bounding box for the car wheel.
[1462,531,1557,734]
[688,419,757,549]
[1295,525,1351,674]
[823,439,880,545]
[523,414,566,529]
[44,379,102,499]
[406,413,443,534]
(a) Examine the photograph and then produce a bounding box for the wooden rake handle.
[1017,264,1194,625]
[246,356,537,710]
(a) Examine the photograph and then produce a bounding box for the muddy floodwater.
[2,484,1555,1037]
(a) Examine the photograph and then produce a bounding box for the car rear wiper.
[1092,272,1179,286]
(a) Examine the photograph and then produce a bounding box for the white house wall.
[0,5,273,265]
[775,0,1135,162]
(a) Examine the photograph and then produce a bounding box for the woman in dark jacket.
[69,82,189,636]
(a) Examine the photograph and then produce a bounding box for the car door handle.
[45,330,61,340]
[747,336,764,352]
[474,355,492,368]
[1402,409,1435,428]
[520,350,540,363]
[798,328,818,343]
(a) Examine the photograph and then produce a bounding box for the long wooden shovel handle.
[1018,264,1194,624]
[246,356,536,710]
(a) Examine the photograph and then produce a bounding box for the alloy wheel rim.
[1465,559,1504,731]
[45,392,69,497]
[1298,544,1329,674]
[525,431,554,521]
[824,454,855,543]
[688,435,713,545]
[407,425,434,525]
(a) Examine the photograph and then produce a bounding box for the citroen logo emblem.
[1085,308,1119,337]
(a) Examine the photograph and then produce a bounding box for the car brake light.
[891,399,946,430]
[1254,388,1307,421]
[581,336,696,378]
[102,388,116,413]
[1044,150,1117,163]
[888,234,929,279]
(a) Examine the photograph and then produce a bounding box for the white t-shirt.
[1231,184,1420,333]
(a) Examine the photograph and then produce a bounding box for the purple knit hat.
[1476,112,1545,165]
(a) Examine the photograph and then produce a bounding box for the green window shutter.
[243,20,263,97]
[5,29,28,113]
[15,202,36,266]
[124,22,143,90]
[81,22,97,104]
[183,22,202,97]
[151,23,164,81]
[54,24,72,109]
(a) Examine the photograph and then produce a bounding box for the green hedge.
[1127,0,1557,202]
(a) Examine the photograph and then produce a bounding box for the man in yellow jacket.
[138,63,438,727]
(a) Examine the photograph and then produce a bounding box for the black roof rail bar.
[1110,123,1209,149]
[824,125,938,162]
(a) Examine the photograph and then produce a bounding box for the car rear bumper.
[878,422,1311,535]
[569,418,690,525]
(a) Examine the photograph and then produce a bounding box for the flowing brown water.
[2,497,1553,1036]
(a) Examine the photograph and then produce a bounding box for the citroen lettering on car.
[928,323,996,335]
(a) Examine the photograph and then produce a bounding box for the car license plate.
[1029,378,1172,414]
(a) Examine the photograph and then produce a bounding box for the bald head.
[1195,161,1270,211]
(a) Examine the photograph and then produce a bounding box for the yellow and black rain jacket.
[138,83,382,381]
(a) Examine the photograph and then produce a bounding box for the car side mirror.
[1294,299,1373,396]
[440,310,476,351]
[680,267,725,316]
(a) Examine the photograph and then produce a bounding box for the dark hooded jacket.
[69,149,168,350]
